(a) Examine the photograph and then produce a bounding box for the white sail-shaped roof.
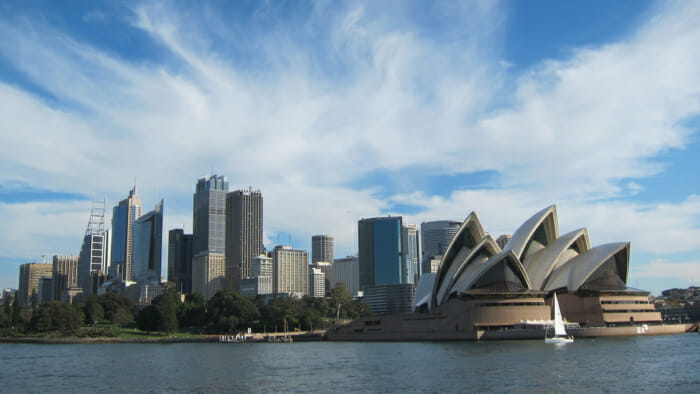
[502,205,559,262]
[431,212,486,307]
[438,236,501,304]
[450,251,531,294]
[543,242,630,292]
[524,228,591,290]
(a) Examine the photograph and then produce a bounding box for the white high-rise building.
[310,267,325,298]
[272,246,308,297]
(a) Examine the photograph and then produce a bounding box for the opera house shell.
[328,205,694,341]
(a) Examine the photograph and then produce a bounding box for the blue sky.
[1,0,699,295]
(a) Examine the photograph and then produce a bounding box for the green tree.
[178,293,206,330]
[135,305,158,334]
[151,284,179,334]
[98,293,134,327]
[329,284,352,320]
[84,295,104,327]
[207,290,260,333]
[344,300,372,319]
[11,293,21,328]
[28,301,82,333]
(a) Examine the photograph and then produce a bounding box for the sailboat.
[545,292,574,344]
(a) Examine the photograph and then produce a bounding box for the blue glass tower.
[358,216,403,289]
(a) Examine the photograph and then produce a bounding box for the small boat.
[545,293,574,344]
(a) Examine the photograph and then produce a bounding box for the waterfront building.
[18,263,52,307]
[331,205,672,341]
[363,283,414,315]
[132,200,163,283]
[110,186,142,281]
[310,268,326,298]
[311,235,334,264]
[333,256,360,296]
[272,246,308,297]
[52,255,78,302]
[312,261,333,294]
[401,224,419,284]
[358,216,404,289]
[192,175,228,300]
[78,198,110,293]
[225,188,263,290]
[420,220,461,269]
[168,229,193,294]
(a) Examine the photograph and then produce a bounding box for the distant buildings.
[333,256,359,296]
[52,255,78,302]
[363,283,414,315]
[225,188,263,290]
[192,175,228,300]
[420,220,460,273]
[310,267,326,298]
[401,224,419,285]
[358,216,404,289]
[272,245,308,297]
[18,263,52,307]
[312,261,333,295]
[110,186,142,281]
[133,200,163,283]
[311,235,334,264]
[78,199,110,294]
[240,254,273,297]
[168,229,193,294]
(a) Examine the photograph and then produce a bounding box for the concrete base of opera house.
[326,314,696,342]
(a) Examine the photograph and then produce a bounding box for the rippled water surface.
[1,334,698,392]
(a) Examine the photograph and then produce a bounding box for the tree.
[28,301,82,333]
[135,305,158,334]
[329,284,352,320]
[98,293,134,326]
[207,290,260,333]
[11,292,21,328]
[178,293,206,330]
[84,295,104,327]
[151,284,179,334]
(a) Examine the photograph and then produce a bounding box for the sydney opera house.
[328,205,694,340]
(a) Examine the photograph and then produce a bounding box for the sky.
[1,0,699,295]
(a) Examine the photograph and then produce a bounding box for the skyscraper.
[192,175,228,300]
[310,267,325,298]
[272,245,308,297]
[133,200,163,283]
[333,256,359,296]
[18,263,52,307]
[111,186,142,281]
[311,235,334,264]
[358,216,403,290]
[52,255,78,302]
[401,224,419,285]
[225,188,263,290]
[78,198,110,292]
[168,229,193,294]
[420,220,461,267]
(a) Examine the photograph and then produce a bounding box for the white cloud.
[633,259,700,285]
[0,1,699,290]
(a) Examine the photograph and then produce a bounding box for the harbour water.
[1,334,698,392]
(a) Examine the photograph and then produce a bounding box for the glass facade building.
[110,186,142,281]
[358,216,403,289]
[133,200,163,283]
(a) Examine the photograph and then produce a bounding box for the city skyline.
[1,1,700,295]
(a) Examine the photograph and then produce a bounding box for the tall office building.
[358,216,404,290]
[401,224,420,285]
[311,235,334,264]
[133,200,163,283]
[310,268,326,298]
[78,199,110,293]
[225,188,263,290]
[52,255,78,301]
[251,254,273,278]
[333,256,359,296]
[18,263,52,307]
[192,175,228,300]
[420,220,461,268]
[312,261,333,294]
[240,254,274,297]
[168,229,193,294]
[272,245,308,297]
[111,186,142,281]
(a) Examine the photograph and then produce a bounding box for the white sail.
[553,293,567,337]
